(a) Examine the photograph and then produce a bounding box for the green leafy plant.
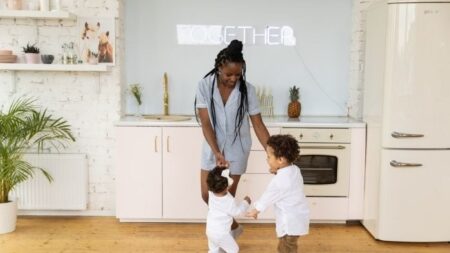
[129,84,143,105]
[0,97,75,203]
[22,43,40,54]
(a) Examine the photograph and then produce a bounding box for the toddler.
[206,166,251,253]
[247,134,309,253]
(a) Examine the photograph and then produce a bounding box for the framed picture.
[77,17,115,65]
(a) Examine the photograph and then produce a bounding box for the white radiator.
[10,154,88,210]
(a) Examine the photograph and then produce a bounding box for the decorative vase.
[39,0,49,11]
[134,104,143,118]
[0,200,17,234]
[25,53,40,64]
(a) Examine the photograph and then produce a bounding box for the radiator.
[10,153,88,210]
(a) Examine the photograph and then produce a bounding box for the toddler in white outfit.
[247,134,309,253]
[206,167,250,253]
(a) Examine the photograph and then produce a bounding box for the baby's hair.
[207,166,229,193]
[267,134,300,163]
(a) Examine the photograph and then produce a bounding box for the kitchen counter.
[116,115,366,128]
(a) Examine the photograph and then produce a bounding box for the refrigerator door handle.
[391,131,424,138]
[390,160,423,167]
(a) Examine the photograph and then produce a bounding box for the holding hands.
[246,208,260,219]
[215,152,230,168]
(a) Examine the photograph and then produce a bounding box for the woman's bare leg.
[200,169,210,204]
[228,174,242,230]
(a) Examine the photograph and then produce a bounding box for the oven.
[280,128,351,197]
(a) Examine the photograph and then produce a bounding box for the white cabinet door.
[116,127,162,219]
[236,174,275,220]
[383,4,450,148]
[378,149,450,242]
[162,127,208,219]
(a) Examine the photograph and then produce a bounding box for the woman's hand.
[215,152,229,168]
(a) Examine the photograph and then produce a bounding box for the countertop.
[116,115,366,128]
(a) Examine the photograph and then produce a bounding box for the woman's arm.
[250,113,270,150]
[198,108,229,167]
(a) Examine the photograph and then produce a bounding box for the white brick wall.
[0,0,376,215]
[348,0,378,118]
[0,0,122,215]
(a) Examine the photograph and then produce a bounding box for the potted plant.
[129,83,143,117]
[22,43,40,64]
[0,97,75,234]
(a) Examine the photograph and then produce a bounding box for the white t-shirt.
[254,164,310,237]
[206,191,250,236]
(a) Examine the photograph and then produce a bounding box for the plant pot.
[0,200,17,234]
[7,0,22,10]
[25,53,40,64]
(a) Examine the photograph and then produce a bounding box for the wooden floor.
[0,217,448,253]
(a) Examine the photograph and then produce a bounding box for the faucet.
[163,72,169,116]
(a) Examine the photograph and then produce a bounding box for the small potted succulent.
[22,43,40,64]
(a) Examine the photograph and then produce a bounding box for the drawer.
[247,151,269,174]
[307,197,349,220]
[250,127,280,150]
[281,128,350,143]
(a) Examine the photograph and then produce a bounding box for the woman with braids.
[195,40,270,238]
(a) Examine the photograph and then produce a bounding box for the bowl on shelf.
[41,54,54,64]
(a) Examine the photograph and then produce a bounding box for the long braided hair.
[195,40,249,143]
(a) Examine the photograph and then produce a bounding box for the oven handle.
[390,160,423,167]
[300,145,346,150]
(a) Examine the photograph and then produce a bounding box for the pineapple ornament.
[288,85,301,118]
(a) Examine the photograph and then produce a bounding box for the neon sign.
[176,25,296,46]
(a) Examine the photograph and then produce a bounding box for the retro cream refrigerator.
[362,0,450,242]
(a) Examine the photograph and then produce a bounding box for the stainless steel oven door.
[295,143,350,197]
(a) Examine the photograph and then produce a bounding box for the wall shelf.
[0,10,76,20]
[0,63,109,72]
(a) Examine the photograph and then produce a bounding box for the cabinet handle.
[166,136,170,152]
[154,136,158,152]
[391,131,424,138]
[390,160,422,167]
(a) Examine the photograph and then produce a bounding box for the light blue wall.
[125,0,352,116]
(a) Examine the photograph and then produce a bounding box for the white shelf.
[0,10,76,20]
[0,63,109,72]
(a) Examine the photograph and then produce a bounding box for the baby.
[206,166,251,253]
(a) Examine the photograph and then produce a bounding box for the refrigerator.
[362,0,450,242]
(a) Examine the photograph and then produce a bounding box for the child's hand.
[269,167,278,174]
[244,196,251,204]
[246,209,259,219]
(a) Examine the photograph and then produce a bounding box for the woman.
[195,40,270,236]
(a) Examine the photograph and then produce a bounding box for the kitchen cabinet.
[115,126,207,221]
[162,127,207,219]
[115,127,162,219]
[115,122,366,222]
[235,127,280,220]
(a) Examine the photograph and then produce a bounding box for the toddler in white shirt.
[206,166,251,253]
[247,134,309,253]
